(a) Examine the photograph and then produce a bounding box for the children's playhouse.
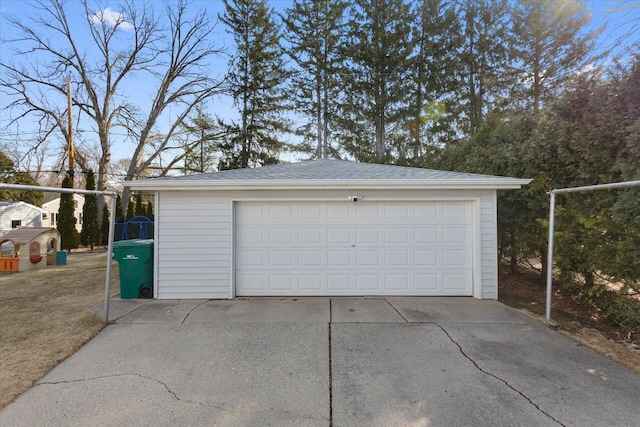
[0,227,62,272]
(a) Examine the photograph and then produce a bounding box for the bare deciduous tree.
[1,0,224,213]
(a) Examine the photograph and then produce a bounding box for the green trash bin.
[112,239,154,299]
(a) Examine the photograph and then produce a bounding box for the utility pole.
[67,74,74,187]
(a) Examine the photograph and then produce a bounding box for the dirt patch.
[0,250,120,409]
[499,265,640,374]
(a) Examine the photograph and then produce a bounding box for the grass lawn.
[0,250,120,409]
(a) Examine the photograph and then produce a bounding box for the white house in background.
[42,194,84,232]
[0,201,47,237]
[130,159,531,300]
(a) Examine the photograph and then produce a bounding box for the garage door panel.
[270,228,293,244]
[356,228,379,244]
[298,204,321,219]
[385,274,409,290]
[356,250,379,266]
[268,204,292,220]
[415,274,438,290]
[415,250,438,266]
[299,250,322,267]
[328,250,350,267]
[299,228,322,244]
[237,227,265,244]
[235,201,474,296]
[384,228,409,244]
[415,204,437,219]
[327,227,350,244]
[236,273,264,291]
[384,204,409,219]
[415,227,438,244]
[443,227,471,244]
[237,250,265,267]
[442,202,469,218]
[385,251,409,266]
[299,274,322,291]
[237,204,263,220]
[356,274,380,290]
[355,204,379,220]
[443,274,471,291]
[328,275,351,291]
[270,275,294,291]
[270,251,293,267]
[327,204,349,220]
[443,249,472,267]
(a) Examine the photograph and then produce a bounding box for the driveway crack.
[384,299,409,322]
[39,373,223,409]
[181,300,210,324]
[329,299,333,427]
[435,323,565,427]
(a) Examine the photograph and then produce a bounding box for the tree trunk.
[316,74,323,158]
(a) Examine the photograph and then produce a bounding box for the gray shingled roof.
[129,159,531,190]
[139,159,516,182]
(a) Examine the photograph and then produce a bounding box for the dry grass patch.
[0,250,120,409]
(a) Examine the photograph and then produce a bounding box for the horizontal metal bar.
[0,183,116,197]
[551,180,640,195]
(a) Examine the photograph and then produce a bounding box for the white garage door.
[235,201,474,296]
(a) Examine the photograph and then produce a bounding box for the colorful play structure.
[0,227,62,273]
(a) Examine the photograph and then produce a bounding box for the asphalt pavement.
[1,297,638,426]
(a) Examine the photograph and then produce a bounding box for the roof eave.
[129,178,532,191]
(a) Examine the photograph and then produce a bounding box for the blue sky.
[0,0,638,174]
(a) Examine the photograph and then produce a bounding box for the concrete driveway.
[1,298,638,427]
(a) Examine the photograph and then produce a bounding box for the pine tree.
[145,202,154,218]
[338,0,415,162]
[511,0,600,113]
[0,151,43,206]
[116,195,123,220]
[282,0,346,159]
[126,198,135,220]
[58,175,79,251]
[101,204,110,245]
[458,0,513,135]
[404,0,459,163]
[220,0,290,169]
[80,169,101,249]
[135,194,145,217]
[181,108,225,173]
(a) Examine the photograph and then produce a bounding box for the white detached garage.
[129,159,530,300]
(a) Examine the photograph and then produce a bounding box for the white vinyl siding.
[155,191,231,299]
[480,194,498,299]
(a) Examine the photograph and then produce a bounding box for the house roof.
[129,159,531,191]
[0,201,47,213]
[0,227,60,245]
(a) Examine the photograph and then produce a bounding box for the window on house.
[78,213,83,225]
[11,220,21,228]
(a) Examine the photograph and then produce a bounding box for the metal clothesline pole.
[545,180,640,323]
[0,183,118,322]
